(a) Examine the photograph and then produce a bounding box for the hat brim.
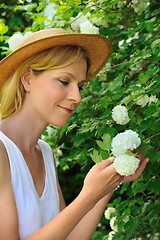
[0,30,112,92]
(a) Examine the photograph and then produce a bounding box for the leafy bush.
[1,0,159,239]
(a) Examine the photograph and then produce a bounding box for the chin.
[51,121,68,128]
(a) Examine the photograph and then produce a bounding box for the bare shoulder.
[0,140,19,239]
[0,140,11,181]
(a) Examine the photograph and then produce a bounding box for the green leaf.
[124,151,137,157]
[146,66,158,76]
[0,23,8,35]
[138,73,148,84]
[108,76,123,91]
[90,149,103,164]
[102,133,112,152]
[133,182,147,194]
[96,140,107,150]
[145,21,153,32]
[67,124,78,132]
[136,142,152,153]
[147,178,160,193]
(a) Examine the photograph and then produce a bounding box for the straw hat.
[0,28,112,92]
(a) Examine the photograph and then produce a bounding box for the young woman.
[0,28,149,240]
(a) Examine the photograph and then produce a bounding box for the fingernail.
[146,158,149,162]
[108,157,115,161]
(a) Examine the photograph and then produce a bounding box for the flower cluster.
[133,91,158,107]
[110,217,118,232]
[108,231,116,240]
[131,0,149,14]
[70,12,99,34]
[149,95,158,105]
[112,105,130,125]
[80,20,99,34]
[7,31,32,52]
[91,16,107,27]
[113,154,140,176]
[111,130,141,176]
[43,3,57,27]
[104,207,116,220]
[104,207,118,234]
[104,207,130,239]
[97,63,111,81]
[43,3,66,28]
[111,130,141,157]
[135,93,150,107]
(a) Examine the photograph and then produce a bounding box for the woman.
[0,28,149,240]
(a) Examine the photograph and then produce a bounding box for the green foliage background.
[0,0,159,239]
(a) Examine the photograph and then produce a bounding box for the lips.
[58,105,74,114]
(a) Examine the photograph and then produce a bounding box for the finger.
[96,157,115,170]
[134,157,149,179]
[135,152,146,161]
[103,163,120,176]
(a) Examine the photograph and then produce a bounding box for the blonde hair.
[0,45,90,120]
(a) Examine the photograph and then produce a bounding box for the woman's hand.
[121,152,149,184]
[82,158,123,204]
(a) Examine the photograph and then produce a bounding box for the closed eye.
[59,80,69,86]
[59,79,85,92]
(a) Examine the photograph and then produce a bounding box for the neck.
[0,107,48,153]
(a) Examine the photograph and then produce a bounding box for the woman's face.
[25,59,87,127]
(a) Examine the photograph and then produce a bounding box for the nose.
[67,84,81,104]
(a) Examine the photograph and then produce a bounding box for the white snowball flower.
[105,63,112,71]
[111,130,141,157]
[112,105,130,125]
[97,63,111,81]
[7,31,33,52]
[91,17,107,26]
[80,20,99,34]
[23,31,32,39]
[110,217,118,232]
[108,231,116,240]
[70,12,90,31]
[132,0,149,14]
[44,3,57,26]
[113,154,140,176]
[104,207,116,220]
[149,95,158,104]
[7,33,24,51]
[135,94,150,107]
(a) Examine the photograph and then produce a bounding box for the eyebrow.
[59,72,87,84]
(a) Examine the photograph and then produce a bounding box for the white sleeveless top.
[0,131,60,239]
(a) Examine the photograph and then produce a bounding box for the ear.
[21,68,32,92]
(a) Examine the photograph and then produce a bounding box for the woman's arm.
[54,156,114,240]
[0,141,19,240]
[65,192,114,240]
[25,159,121,240]
[54,154,149,240]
